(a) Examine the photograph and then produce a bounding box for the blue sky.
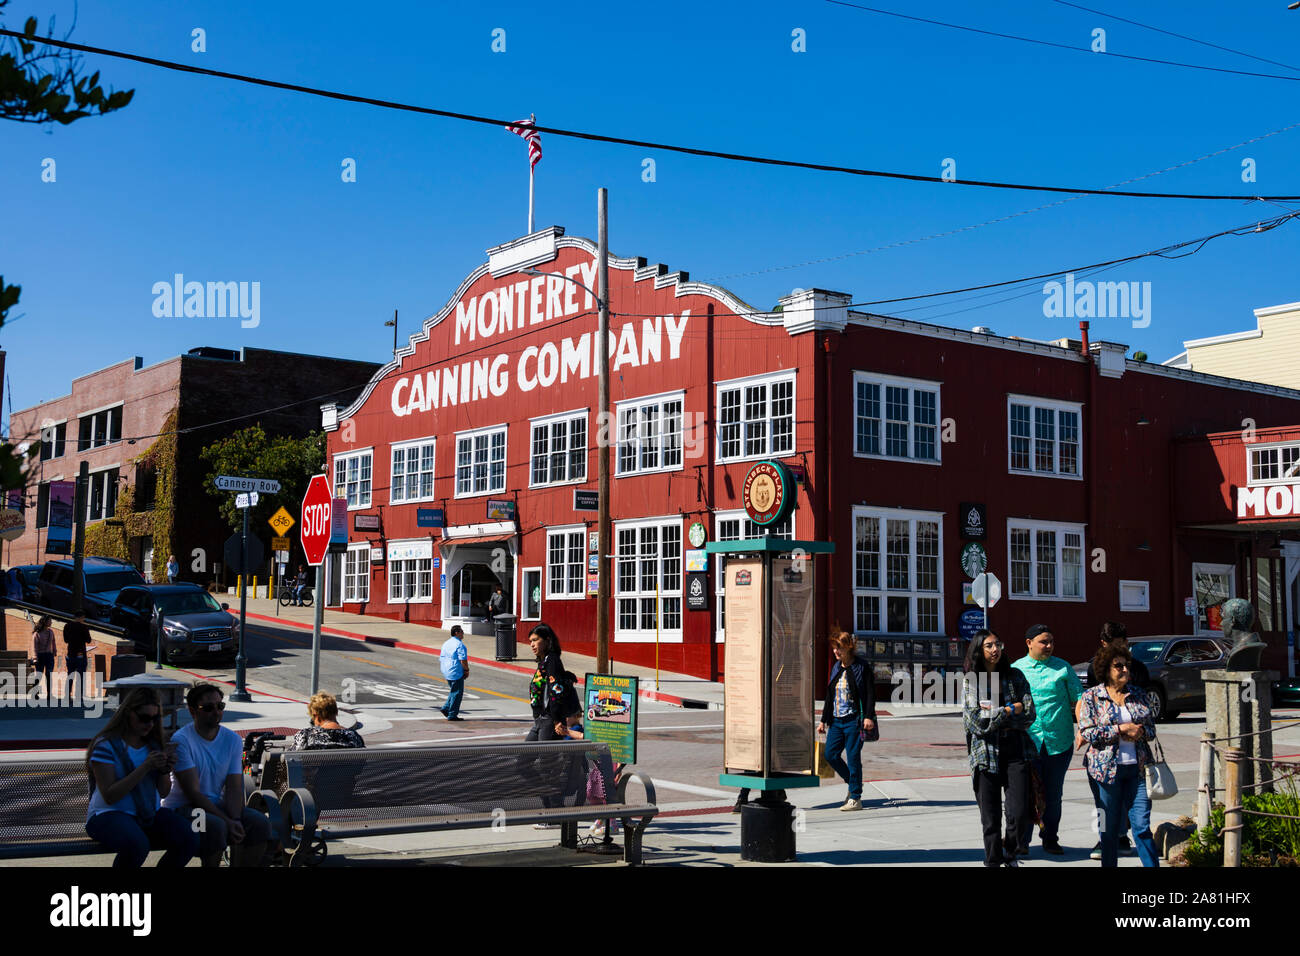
[3,0,1299,425]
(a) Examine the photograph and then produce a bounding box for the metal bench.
[251,741,658,866]
[0,754,282,861]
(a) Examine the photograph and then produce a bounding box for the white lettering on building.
[1237,484,1300,518]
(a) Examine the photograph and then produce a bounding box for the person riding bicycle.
[293,565,309,606]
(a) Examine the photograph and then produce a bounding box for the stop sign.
[300,474,333,567]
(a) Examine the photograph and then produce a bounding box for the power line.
[707,118,1300,281]
[1050,0,1300,73]
[3,27,1299,202]
[825,0,1300,83]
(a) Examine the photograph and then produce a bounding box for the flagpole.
[528,164,535,234]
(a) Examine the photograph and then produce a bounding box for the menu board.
[769,557,814,775]
[723,557,764,772]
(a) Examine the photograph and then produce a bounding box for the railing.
[1196,721,1300,867]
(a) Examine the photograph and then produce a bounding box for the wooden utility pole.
[1224,747,1242,868]
[596,187,611,673]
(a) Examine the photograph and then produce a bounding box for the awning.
[439,532,516,548]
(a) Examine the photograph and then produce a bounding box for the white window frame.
[390,437,437,505]
[716,370,797,464]
[615,390,685,477]
[344,544,370,603]
[1193,562,1236,636]
[614,515,684,643]
[530,409,588,488]
[1006,394,1083,480]
[1245,441,1300,487]
[546,524,587,599]
[77,403,123,451]
[333,447,374,510]
[713,509,795,643]
[40,420,68,461]
[86,465,121,523]
[387,539,434,605]
[1118,579,1149,612]
[454,424,508,498]
[1007,518,1087,602]
[850,506,945,636]
[852,371,942,465]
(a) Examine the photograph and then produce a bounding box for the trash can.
[109,654,146,681]
[494,613,517,662]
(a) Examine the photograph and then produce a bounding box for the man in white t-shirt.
[164,682,271,866]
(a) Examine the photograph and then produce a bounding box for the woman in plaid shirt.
[963,629,1035,867]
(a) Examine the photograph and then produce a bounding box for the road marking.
[649,779,734,799]
[345,656,394,669]
[466,685,529,703]
[414,673,443,682]
[248,628,309,647]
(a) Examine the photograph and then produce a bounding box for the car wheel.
[1147,684,1167,722]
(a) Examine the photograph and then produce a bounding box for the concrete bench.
[251,740,657,865]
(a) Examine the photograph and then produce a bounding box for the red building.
[322,227,1300,680]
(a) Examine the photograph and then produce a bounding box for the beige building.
[1164,301,1300,389]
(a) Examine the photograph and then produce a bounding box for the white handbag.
[1144,737,1178,800]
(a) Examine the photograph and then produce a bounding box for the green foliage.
[0,275,18,325]
[0,4,135,126]
[200,426,325,534]
[1132,350,1148,362]
[81,411,179,565]
[1181,789,1300,866]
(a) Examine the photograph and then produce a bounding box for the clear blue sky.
[3,0,1299,427]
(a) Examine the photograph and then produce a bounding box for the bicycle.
[277,584,314,608]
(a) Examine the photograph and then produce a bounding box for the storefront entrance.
[440,525,516,635]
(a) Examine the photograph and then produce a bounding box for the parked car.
[7,564,43,602]
[110,584,237,664]
[37,556,147,620]
[1074,636,1231,722]
[1273,676,1300,707]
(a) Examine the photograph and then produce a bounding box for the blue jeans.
[1087,770,1129,840]
[442,678,464,717]
[85,808,198,868]
[824,715,864,800]
[1023,743,1073,846]
[1096,764,1160,868]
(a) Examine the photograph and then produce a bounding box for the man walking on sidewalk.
[439,625,469,721]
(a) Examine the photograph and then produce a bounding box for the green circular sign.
[688,521,707,548]
[743,460,795,526]
[961,542,988,580]
[531,585,541,603]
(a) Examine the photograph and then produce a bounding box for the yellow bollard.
[253,575,259,600]
[237,575,243,599]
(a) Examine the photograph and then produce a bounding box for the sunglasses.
[196,701,226,713]
[133,710,159,723]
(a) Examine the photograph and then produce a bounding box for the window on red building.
[391,438,436,504]
[546,527,585,598]
[1008,519,1085,600]
[616,394,683,475]
[1007,396,1081,478]
[455,426,506,496]
[717,373,795,462]
[615,519,682,639]
[531,412,587,487]
[853,372,940,463]
[1247,442,1300,485]
[334,450,373,508]
[852,507,943,635]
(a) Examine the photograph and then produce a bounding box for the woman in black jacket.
[525,623,570,741]
[817,629,877,811]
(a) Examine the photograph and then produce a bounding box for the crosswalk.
[344,676,482,704]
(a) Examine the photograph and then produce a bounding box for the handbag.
[813,740,836,778]
[1144,737,1178,800]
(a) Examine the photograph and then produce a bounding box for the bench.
[249,740,658,866]
[0,754,282,861]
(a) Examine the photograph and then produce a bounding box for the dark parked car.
[1074,636,1230,722]
[9,564,43,602]
[111,584,238,664]
[1273,676,1300,707]
[37,556,147,620]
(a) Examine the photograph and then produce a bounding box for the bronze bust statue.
[1221,598,1266,671]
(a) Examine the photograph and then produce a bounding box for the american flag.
[505,114,542,170]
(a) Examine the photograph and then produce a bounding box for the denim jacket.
[962,668,1034,775]
[1079,684,1157,785]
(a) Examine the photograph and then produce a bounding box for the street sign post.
[971,571,1002,630]
[300,474,333,694]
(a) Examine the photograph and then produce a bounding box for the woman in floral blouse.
[1079,640,1160,868]
[289,693,364,750]
[963,629,1035,867]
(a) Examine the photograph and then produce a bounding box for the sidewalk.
[229,597,726,709]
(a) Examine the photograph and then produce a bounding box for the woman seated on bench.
[84,687,199,867]
[289,693,365,750]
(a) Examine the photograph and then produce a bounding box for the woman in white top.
[84,688,198,867]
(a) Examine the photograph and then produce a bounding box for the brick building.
[8,347,380,583]
[322,227,1300,681]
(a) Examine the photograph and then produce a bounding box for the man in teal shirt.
[1011,624,1082,856]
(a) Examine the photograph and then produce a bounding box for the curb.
[237,611,719,710]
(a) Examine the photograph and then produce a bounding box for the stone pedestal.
[1202,669,1279,797]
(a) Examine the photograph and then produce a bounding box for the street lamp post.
[384,310,398,359]
[521,187,612,671]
